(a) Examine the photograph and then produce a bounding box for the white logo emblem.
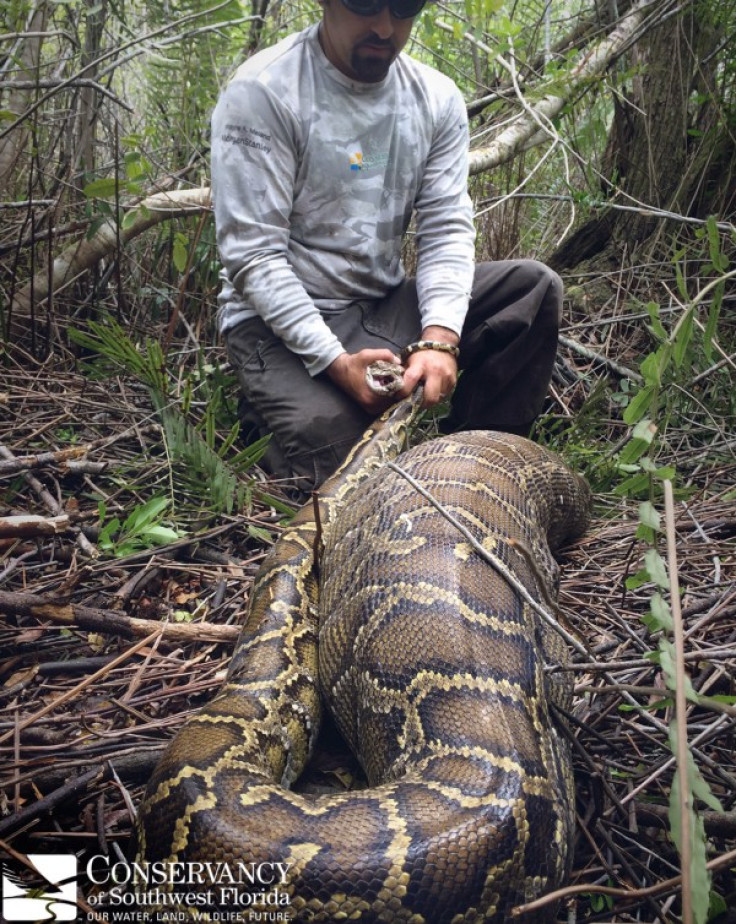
[2,854,77,921]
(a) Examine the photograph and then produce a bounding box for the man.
[212,0,562,497]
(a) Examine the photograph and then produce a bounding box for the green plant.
[160,406,271,515]
[621,468,723,924]
[613,233,733,500]
[68,317,276,517]
[610,270,731,921]
[98,496,182,556]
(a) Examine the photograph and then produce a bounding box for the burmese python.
[136,390,591,922]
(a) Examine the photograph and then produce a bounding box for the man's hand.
[326,348,402,414]
[399,325,459,407]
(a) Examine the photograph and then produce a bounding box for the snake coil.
[136,394,590,922]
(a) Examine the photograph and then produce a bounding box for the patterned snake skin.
[136,393,591,922]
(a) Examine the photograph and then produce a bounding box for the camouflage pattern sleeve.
[414,83,476,337]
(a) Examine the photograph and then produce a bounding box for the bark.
[74,0,108,180]
[550,3,732,270]
[0,588,240,644]
[0,2,50,187]
[0,515,71,539]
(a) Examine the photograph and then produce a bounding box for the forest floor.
[1,270,734,922]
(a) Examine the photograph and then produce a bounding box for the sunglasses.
[340,0,428,19]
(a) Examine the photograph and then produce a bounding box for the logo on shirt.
[347,144,389,172]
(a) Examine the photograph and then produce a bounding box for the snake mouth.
[365,359,405,395]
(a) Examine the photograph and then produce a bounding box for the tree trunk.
[74,0,108,182]
[0,1,50,187]
[550,5,733,270]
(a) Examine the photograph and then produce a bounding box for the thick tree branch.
[10,189,211,315]
[467,0,675,176]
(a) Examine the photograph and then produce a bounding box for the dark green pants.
[225,260,562,496]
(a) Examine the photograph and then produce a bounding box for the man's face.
[319,0,415,83]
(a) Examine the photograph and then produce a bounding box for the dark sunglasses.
[340,0,428,19]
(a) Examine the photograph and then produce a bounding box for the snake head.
[365,360,404,396]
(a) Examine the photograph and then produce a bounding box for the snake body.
[136,394,590,922]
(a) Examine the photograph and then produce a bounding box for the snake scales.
[136,392,591,922]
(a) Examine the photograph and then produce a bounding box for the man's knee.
[530,260,563,323]
[474,258,561,306]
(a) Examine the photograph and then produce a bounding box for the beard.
[350,36,396,81]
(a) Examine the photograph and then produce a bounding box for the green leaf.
[640,351,662,387]
[619,696,672,713]
[143,525,181,544]
[248,524,274,543]
[709,892,727,919]
[619,418,657,465]
[86,215,111,241]
[633,418,657,443]
[623,385,656,425]
[636,497,661,543]
[645,301,667,340]
[124,151,147,181]
[675,256,689,301]
[83,177,121,198]
[645,592,673,632]
[173,609,195,623]
[619,437,650,466]
[644,548,669,589]
[667,717,723,924]
[671,306,694,369]
[639,500,661,530]
[121,208,141,231]
[702,280,723,365]
[614,471,652,497]
[668,722,723,812]
[98,517,120,550]
[706,215,728,273]
[173,238,189,273]
[658,641,690,699]
[625,567,651,591]
[125,495,169,531]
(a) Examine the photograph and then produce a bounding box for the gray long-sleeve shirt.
[212,23,476,376]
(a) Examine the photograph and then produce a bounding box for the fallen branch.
[511,846,736,917]
[0,765,106,837]
[0,445,91,475]
[0,588,240,644]
[10,188,211,315]
[0,514,71,539]
[634,801,736,839]
[0,445,98,557]
[467,0,668,176]
[0,630,163,746]
[4,746,166,795]
[559,333,643,382]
